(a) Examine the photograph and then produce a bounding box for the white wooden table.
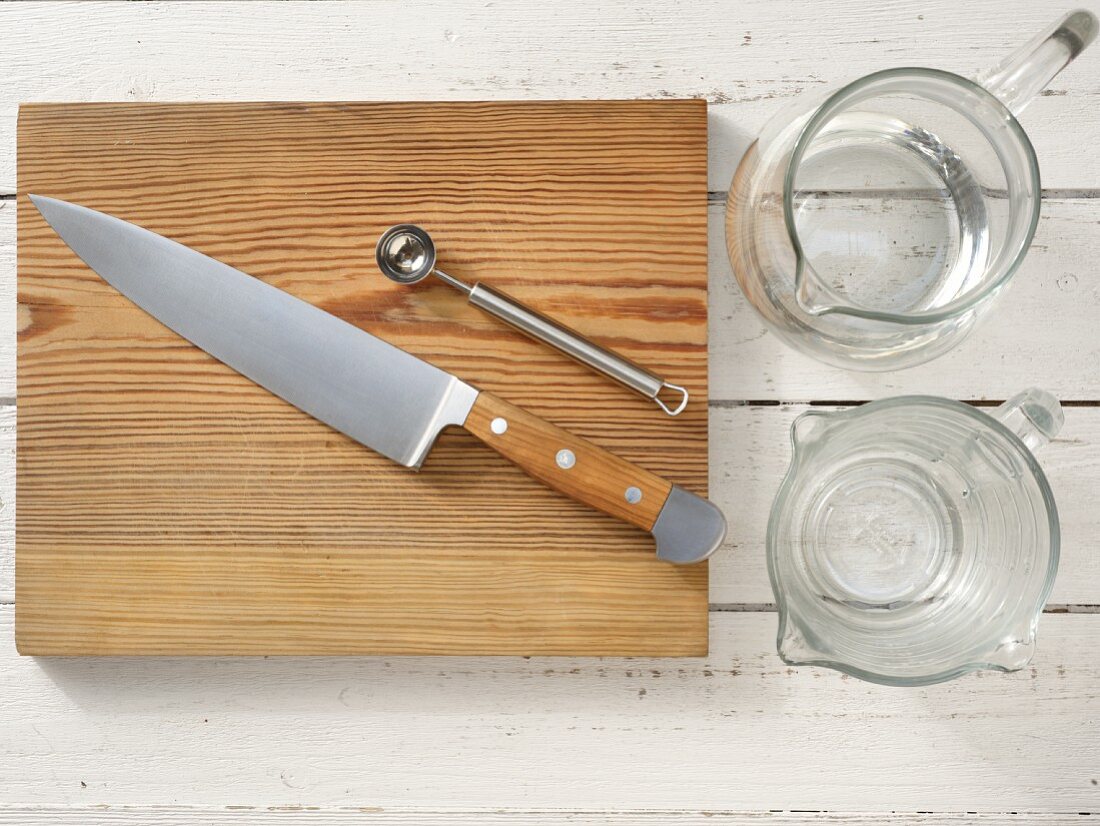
[2,2,1098,822]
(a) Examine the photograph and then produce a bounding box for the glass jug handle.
[976,10,1097,117]
[992,388,1065,453]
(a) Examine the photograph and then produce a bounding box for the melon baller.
[375,224,689,416]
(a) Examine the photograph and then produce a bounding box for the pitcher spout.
[794,261,848,317]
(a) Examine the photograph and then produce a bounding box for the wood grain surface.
[15,100,709,656]
[465,392,673,530]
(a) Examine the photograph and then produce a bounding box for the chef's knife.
[28,196,726,564]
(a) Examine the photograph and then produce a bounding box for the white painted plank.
[709,404,1100,606]
[5,401,1098,606]
[0,405,10,604]
[10,195,1100,404]
[0,808,1090,824]
[0,608,1096,811]
[1,401,1097,606]
[9,197,1100,404]
[712,198,1100,401]
[0,200,12,401]
[0,0,1099,194]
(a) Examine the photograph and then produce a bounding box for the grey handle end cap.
[651,485,727,564]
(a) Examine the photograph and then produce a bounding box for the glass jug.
[726,11,1097,370]
[768,389,1062,686]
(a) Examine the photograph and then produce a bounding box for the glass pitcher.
[768,389,1062,686]
[726,11,1097,370]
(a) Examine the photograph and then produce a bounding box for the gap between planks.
[1,398,1098,408]
[711,399,1100,408]
[0,598,1093,611]
[7,189,1100,202]
[703,603,1100,614]
[0,808,1094,824]
[706,188,1100,203]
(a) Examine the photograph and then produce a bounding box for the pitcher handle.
[992,388,1064,453]
[977,10,1098,117]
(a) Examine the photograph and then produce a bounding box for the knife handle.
[463,392,726,564]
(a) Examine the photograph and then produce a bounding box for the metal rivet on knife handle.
[375,224,690,417]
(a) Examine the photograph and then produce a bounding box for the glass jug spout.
[977,9,1098,116]
[993,388,1065,453]
[794,264,845,317]
[982,622,1039,672]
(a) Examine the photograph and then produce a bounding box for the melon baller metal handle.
[375,224,689,416]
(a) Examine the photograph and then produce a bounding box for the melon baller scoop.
[375,224,689,416]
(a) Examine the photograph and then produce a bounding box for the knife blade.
[29,195,726,563]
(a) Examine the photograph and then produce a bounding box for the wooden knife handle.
[463,392,726,564]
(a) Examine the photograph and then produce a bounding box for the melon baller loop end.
[375,224,690,416]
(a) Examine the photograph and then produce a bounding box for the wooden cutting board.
[16,101,710,655]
